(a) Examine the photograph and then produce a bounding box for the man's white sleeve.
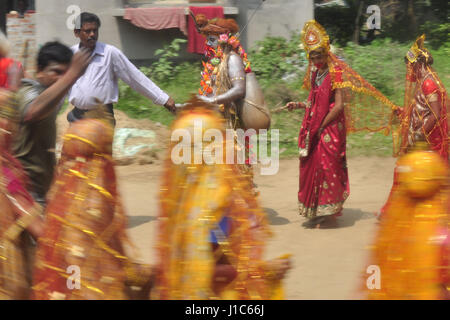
[112,48,169,106]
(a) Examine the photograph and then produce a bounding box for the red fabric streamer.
[124,7,188,36]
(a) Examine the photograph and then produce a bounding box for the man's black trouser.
[67,103,116,126]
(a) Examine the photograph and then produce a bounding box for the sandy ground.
[116,156,397,300]
[56,110,397,300]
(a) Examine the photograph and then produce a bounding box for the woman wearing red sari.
[396,34,448,158]
[378,34,449,220]
[286,20,397,228]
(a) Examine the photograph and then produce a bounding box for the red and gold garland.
[199,34,252,96]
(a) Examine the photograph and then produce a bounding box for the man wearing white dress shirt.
[67,12,176,125]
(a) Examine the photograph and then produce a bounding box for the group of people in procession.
[0,9,448,299]
[284,20,449,299]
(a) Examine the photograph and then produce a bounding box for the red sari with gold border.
[298,68,349,218]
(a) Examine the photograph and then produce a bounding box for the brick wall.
[7,12,37,77]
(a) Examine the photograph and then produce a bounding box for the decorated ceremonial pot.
[238,72,271,131]
[397,147,448,199]
[62,119,114,158]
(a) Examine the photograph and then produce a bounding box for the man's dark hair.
[37,41,73,71]
[75,12,101,31]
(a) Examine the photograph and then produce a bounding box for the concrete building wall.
[36,0,124,50]
[34,0,313,64]
[36,0,201,64]
[233,0,314,49]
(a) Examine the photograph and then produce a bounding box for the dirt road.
[117,156,397,300]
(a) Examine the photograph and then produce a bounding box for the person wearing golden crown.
[378,34,449,220]
[285,20,397,228]
[396,34,448,158]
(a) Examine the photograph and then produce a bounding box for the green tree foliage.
[315,0,449,46]
[149,38,188,84]
[117,38,201,125]
[249,33,308,87]
[314,0,361,46]
[419,21,450,50]
[341,39,407,104]
[116,32,450,157]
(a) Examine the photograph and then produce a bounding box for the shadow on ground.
[127,210,290,229]
[301,208,375,229]
[338,208,375,228]
[127,215,157,229]
[264,208,291,225]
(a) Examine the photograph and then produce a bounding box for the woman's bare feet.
[318,215,338,229]
[302,216,325,228]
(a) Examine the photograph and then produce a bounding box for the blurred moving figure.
[379,34,449,219]
[32,116,152,300]
[7,43,90,298]
[0,32,43,300]
[152,98,290,300]
[13,41,90,207]
[366,145,449,299]
[0,90,44,299]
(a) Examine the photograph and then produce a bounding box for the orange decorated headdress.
[194,14,239,36]
[193,14,252,95]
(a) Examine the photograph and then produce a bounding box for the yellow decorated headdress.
[300,20,399,141]
[406,34,430,64]
[301,20,330,57]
